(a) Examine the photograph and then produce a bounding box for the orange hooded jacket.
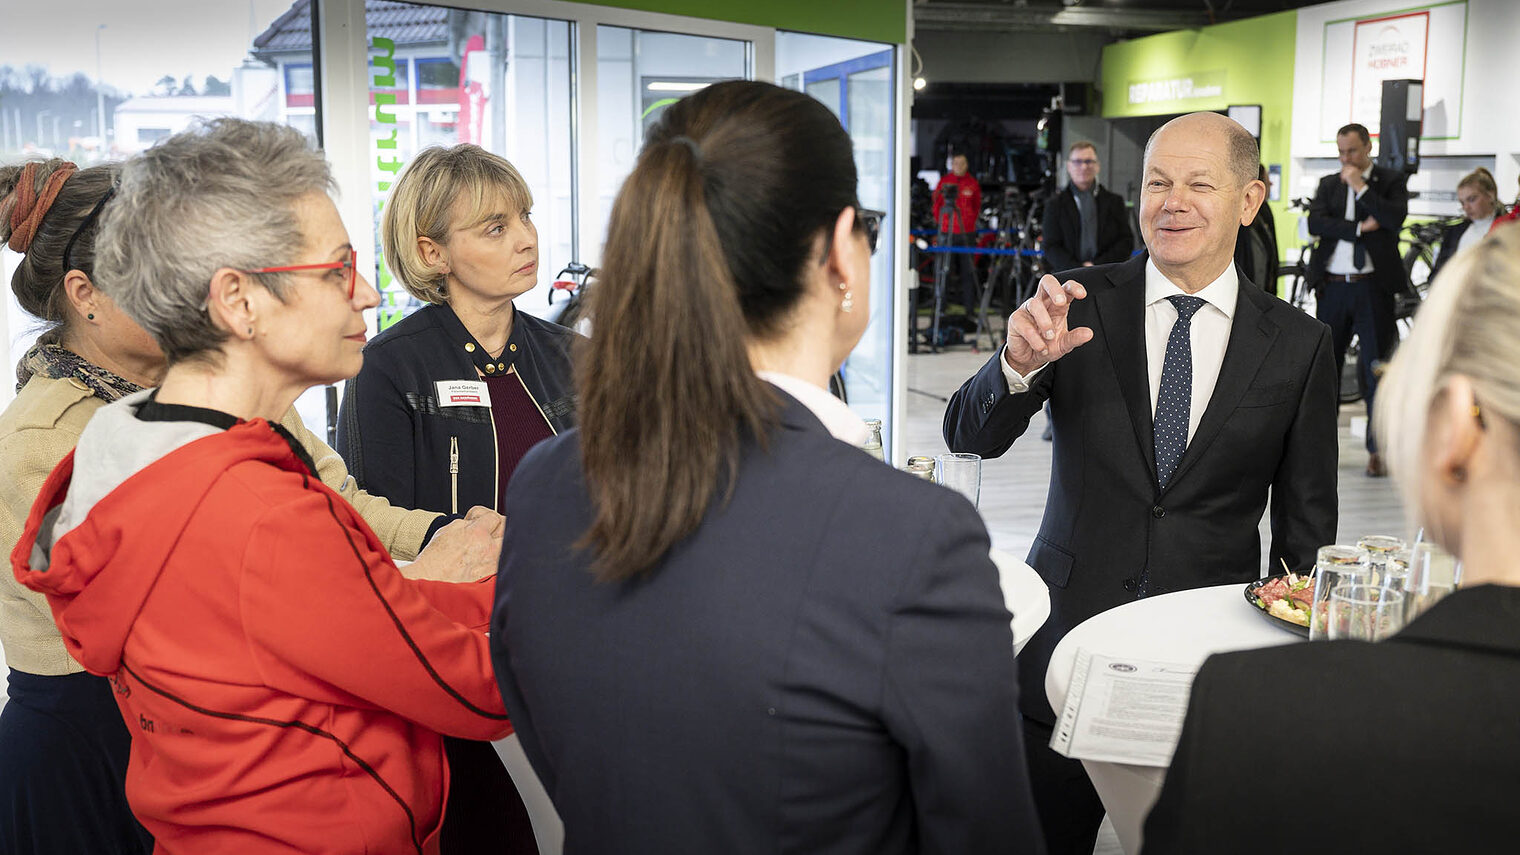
[13,393,512,855]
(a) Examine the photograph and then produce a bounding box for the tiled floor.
[900,345,1409,855]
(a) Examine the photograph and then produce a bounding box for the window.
[777,33,898,441]
[0,0,321,412]
[593,26,748,258]
[366,5,575,329]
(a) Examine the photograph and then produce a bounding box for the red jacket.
[932,172,981,234]
[13,402,512,855]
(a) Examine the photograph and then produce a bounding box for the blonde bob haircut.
[382,144,533,304]
[1375,224,1520,528]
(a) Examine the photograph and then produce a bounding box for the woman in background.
[490,80,1044,854]
[9,122,510,854]
[1430,166,1504,278]
[1143,226,1520,853]
[336,143,559,854]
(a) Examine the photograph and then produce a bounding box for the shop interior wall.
[1290,0,1519,221]
[1099,11,1300,264]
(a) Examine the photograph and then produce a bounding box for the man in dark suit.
[943,112,1338,855]
[1307,122,1409,477]
[1042,141,1134,274]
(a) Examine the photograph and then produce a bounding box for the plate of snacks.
[1244,572,1314,637]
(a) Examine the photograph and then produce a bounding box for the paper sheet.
[1050,648,1198,767]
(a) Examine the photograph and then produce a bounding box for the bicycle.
[546,261,596,334]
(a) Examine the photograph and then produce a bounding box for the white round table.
[1044,583,1301,854]
[991,549,1050,656]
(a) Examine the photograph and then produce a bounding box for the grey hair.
[95,118,335,364]
[1375,225,1520,534]
[1143,112,1259,188]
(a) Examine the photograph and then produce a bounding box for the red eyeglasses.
[238,247,358,299]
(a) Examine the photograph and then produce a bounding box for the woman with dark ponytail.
[490,81,1043,854]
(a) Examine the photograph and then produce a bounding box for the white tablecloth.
[991,549,1051,656]
[1044,584,1301,854]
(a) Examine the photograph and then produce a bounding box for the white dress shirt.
[756,371,871,446]
[1000,259,1238,444]
[1327,164,1376,275]
[1142,260,1237,443]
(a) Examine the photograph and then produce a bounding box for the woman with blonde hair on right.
[1429,166,1504,278]
[489,80,1043,854]
[1142,224,1520,853]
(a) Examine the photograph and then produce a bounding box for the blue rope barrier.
[910,228,999,236]
[917,245,1044,257]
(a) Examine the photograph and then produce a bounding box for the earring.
[1452,466,1467,483]
[841,290,854,313]
[246,326,255,337]
[86,313,95,320]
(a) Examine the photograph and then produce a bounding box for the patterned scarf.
[16,341,144,403]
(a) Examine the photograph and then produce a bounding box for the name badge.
[436,380,492,408]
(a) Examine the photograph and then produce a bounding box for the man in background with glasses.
[1042,141,1134,274]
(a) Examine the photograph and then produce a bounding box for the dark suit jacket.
[943,253,1338,722]
[1429,218,1473,280]
[1307,164,1409,291]
[1042,183,1134,273]
[1143,585,1520,854]
[491,392,1045,855]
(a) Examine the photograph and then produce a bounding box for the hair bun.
[5,160,78,253]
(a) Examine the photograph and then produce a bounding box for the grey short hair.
[1143,112,1259,188]
[95,118,335,364]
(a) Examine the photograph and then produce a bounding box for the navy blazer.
[1144,585,1520,854]
[943,253,1338,722]
[337,303,577,515]
[491,391,1045,855]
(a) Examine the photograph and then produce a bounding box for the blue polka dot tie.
[1154,295,1206,489]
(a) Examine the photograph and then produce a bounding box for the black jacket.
[1429,218,1473,280]
[1042,183,1134,274]
[492,392,1046,855]
[1143,585,1520,855]
[1307,164,1409,291]
[337,303,577,515]
[943,253,1338,722]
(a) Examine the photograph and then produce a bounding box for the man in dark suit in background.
[1308,122,1409,477]
[944,112,1338,855]
[1042,141,1134,274]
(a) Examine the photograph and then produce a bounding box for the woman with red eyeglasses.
[10,119,514,855]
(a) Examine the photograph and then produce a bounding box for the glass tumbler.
[1327,584,1406,641]
[1404,541,1461,623]
[933,452,982,508]
[1309,545,1372,641]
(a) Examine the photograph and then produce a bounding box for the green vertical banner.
[370,36,409,332]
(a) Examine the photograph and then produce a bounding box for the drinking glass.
[1358,535,1407,589]
[934,452,981,508]
[1404,541,1461,623]
[1327,584,1405,641]
[1309,545,1371,641]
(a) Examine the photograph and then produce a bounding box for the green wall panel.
[587,0,905,44]
[1101,11,1300,258]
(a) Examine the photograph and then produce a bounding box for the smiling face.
[1139,115,1264,290]
[256,192,380,387]
[950,154,968,176]
[433,190,538,305]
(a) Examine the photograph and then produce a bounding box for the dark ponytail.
[578,80,861,581]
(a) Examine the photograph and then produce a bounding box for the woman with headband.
[0,155,502,852]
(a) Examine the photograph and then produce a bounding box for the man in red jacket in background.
[933,152,982,310]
